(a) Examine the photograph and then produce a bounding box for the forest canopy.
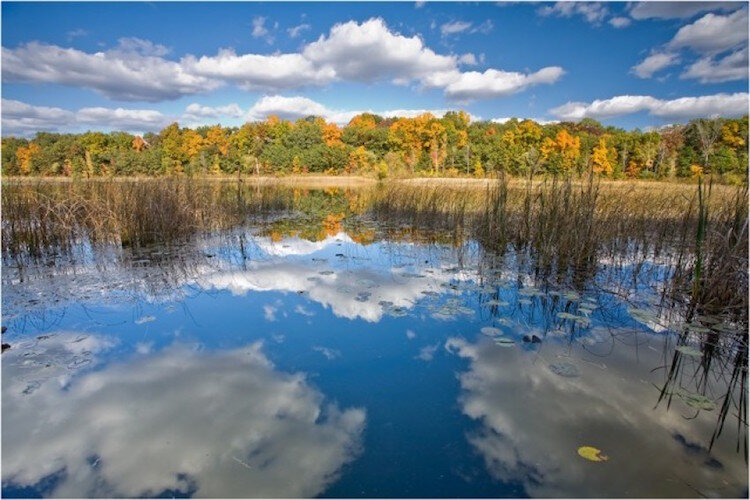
[2,112,747,181]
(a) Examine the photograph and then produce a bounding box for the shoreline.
[0,174,712,188]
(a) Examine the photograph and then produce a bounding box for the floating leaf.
[675,345,702,358]
[484,299,509,307]
[497,318,514,327]
[135,315,155,325]
[550,362,580,378]
[557,312,590,325]
[318,270,334,275]
[628,307,658,324]
[578,446,608,462]
[562,291,580,301]
[518,299,532,306]
[494,337,515,347]
[481,326,502,336]
[677,390,716,411]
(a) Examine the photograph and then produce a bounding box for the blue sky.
[2,1,748,136]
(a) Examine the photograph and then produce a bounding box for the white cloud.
[538,2,609,25]
[628,2,741,20]
[491,116,559,125]
[2,99,170,136]
[303,18,456,84]
[416,342,440,361]
[441,20,473,36]
[458,53,478,65]
[2,18,560,102]
[2,335,365,497]
[668,8,748,54]
[248,95,333,121]
[442,66,564,101]
[251,16,270,39]
[608,16,632,28]
[66,28,87,41]
[182,103,244,126]
[247,94,480,125]
[2,40,218,102]
[312,346,340,360]
[288,23,311,38]
[550,92,749,121]
[680,47,749,83]
[182,50,335,91]
[263,304,278,322]
[631,51,680,78]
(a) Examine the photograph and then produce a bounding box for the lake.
[2,179,747,498]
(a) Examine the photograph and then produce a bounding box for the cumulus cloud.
[2,18,561,102]
[2,40,218,102]
[2,335,365,497]
[628,1,741,20]
[538,2,609,25]
[668,8,748,54]
[608,16,632,28]
[182,51,335,91]
[631,51,680,78]
[680,47,749,83]
[549,92,749,121]
[2,99,170,136]
[181,102,244,125]
[302,18,456,84]
[246,94,480,125]
[442,66,564,101]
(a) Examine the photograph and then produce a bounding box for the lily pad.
[494,337,515,347]
[484,299,509,307]
[675,345,702,358]
[578,446,608,462]
[481,326,502,336]
[677,390,716,411]
[549,362,580,378]
[628,308,659,326]
[519,287,543,297]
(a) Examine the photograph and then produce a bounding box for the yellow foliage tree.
[206,126,229,156]
[322,123,343,146]
[591,137,615,176]
[541,129,581,172]
[182,130,204,159]
[16,143,40,175]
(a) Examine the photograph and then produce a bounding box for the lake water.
[2,184,747,498]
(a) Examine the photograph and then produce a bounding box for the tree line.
[2,112,747,181]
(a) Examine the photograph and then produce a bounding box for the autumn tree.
[591,136,616,176]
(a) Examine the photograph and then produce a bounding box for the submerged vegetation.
[2,113,748,182]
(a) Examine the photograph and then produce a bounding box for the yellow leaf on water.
[577,446,608,462]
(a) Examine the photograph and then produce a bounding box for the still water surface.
[2,186,747,498]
